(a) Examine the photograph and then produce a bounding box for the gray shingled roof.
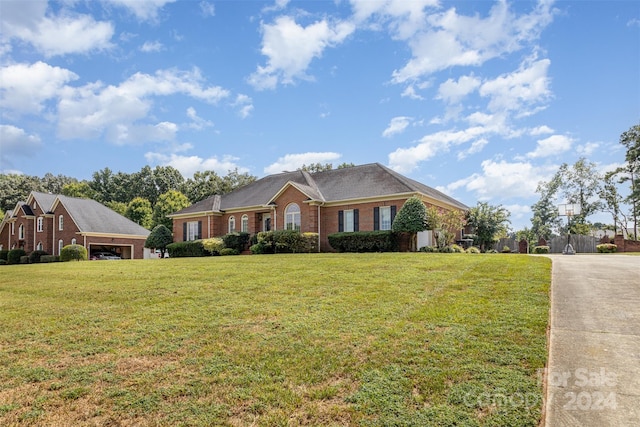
[172,163,467,216]
[56,195,150,236]
[31,192,58,213]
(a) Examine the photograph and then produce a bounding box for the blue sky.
[1,0,638,230]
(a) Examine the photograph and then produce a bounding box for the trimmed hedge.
[223,232,250,253]
[249,231,319,254]
[328,231,399,253]
[533,246,550,254]
[29,250,49,264]
[60,244,88,262]
[166,241,206,258]
[0,250,9,262]
[7,249,27,265]
[596,243,617,253]
[40,255,60,263]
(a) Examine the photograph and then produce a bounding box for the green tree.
[392,196,428,251]
[145,224,173,258]
[0,173,41,211]
[183,170,224,203]
[466,202,511,251]
[599,171,631,237]
[425,207,467,249]
[105,201,127,216]
[62,181,95,199]
[126,197,153,229]
[531,175,563,239]
[152,190,190,229]
[618,124,639,239]
[556,158,603,232]
[219,168,256,194]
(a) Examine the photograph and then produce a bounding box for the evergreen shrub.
[60,244,88,262]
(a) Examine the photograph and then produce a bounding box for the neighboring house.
[0,192,150,259]
[168,163,468,252]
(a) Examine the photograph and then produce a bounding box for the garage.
[88,243,133,260]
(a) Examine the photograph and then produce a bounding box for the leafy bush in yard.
[29,250,49,263]
[60,244,88,262]
[220,248,239,256]
[502,246,512,253]
[466,246,481,254]
[0,250,9,261]
[533,246,550,254]
[328,231,399,252]
[202,238,225,255]
[20,256,29,264]
[0,259,6,265]
[450,244,464,253]
[419,246,438,253]
[222,232,250,253]
[249,231,318,254]
[596,243,617,253]
[166,241,206,258]
[7,249,27,265]
[40,255,60,263]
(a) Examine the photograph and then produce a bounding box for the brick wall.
[614,235,640,252]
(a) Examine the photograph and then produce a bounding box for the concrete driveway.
[544,254,640,426]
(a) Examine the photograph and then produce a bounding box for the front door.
[263,214,271,232]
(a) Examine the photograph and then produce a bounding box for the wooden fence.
[548,235,598,253]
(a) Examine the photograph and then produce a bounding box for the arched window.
[241,215,249,233]
[37,217,44,232]
[228,216,236,233]
[71,238,77,245]
[18,224,24,240]
[58,215,64,231]
[285,203,301,231]
[58,239,64,255]
[37,242,43,251]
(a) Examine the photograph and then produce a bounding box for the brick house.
[168,163,468,252]
[0,192,150,259]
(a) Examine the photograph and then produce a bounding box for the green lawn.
[0,253,551,426]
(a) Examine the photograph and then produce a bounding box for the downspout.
[317,203,324,252]
[33,216,36,252]
[53,217,56,255]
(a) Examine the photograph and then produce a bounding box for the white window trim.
[37,217,43,232]
[285,203,301,231]
[187,221,199,241]
[18,224,24,240]
[58,239,64,255]
[228,216,236,233]
[241,214,249,233]
[344,209,355,233]
[380,206,392,231]
[58,215,64,231]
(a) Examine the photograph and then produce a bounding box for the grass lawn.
[0,253,551,426]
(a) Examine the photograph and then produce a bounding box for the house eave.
[78,232,149,239]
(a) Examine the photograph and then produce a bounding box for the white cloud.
[382,116,412,137]
[576,142,599,157]
[400,85,424,100]
[479,57,551,113]
[57,68,230,143]
[436,74,481,104]
[0,1,114,57]
[103,0,176,22]
[530,125,554,135]
[457,138,488,160]
[350,0,438,39]
[0,61,78,114]
[526,134,574,158]
[388,126,490,173]
[248,16,355,90]
[199,1,215,17]
[264,152,342,174]
[391,1,555,82]
[0,125,42,170]
[185,107,213,130]
[140,40,164,52]
[145,152,247,178]
[445,159,556,200]
[232,94,254,119]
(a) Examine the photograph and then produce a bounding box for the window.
[374,206,396,231]
[338,209,359,232]
[185,221,201,241]
[37,217,43,232]
[18,224,24,240]
[285,203,301,231]
[71,238,77,245]
[11,223,14,235]
[241,215,249,233]
[58,215,64,231]
[58,239,64,255]
[33,201,37,210]
[228,216,236,233]
[36,242,43,251]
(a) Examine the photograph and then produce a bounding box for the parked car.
[91,252,121,260]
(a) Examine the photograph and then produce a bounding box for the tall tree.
[89,167,116,203]
[62,182,96,199]
[219,168,256,194]
[556,158,603,230]
[152,190,190,229]
[126,197,153,229]
[599,171,630,237]
[145,224,173,258]
[618,124,640,239]
[466,202,511,251]
[425,207,467,249]
[531,175,563,239]
[392,196,428,251]
[183,170,224,203]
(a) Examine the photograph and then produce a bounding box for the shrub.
[450,244,464,253]
[501,245,511,253]
[0,250,9,261]
[466,246,481,254]
[166,241,206,258]
[29,250,49,264]
[222,232,250,253]
[419,246,438,253]
[20,256,30,264]
[7,249,27,265]
[533,246,550,254]
[328,231,399,253]
[0,259,6,265]
[272,230,306,253]
[250,243,267,254]
[202,238,225,255]
[60,244,88,262]
[220,248,239,256]
[40,255,60,263]
[301,232,319,253]
[596,243,617,253]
